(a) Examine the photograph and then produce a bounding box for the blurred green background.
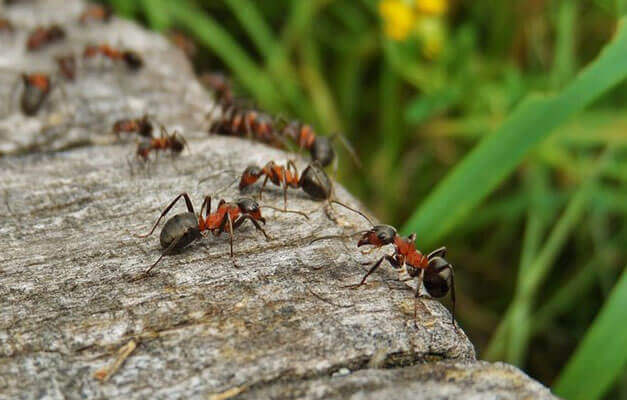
[105,0,626,398]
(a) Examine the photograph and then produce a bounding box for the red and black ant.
[236,161,333,208]
[83,44,143,70]
[200,72,233,107]
[136,126,187,161]
[79,4,112,24]
[55,54,77,81]
[211,105,282,148]
[136,193,304,273]
[113,114,153,138]
[0,18,14,33]
[279,120,361,169]
[312,222,456,325]
[214,160,368,225]
[19,73,52,116]
[26,25,65,51]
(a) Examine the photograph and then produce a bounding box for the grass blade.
[168,1,283,110]
[553,267,627,400]
[402,17,627,246]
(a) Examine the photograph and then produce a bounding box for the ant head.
[358,224,397,247]
[236,197,265,224]
[239,165,263,190]
[171,134,186,153]
[122,51,143,70]
[49,25,66,39]
[424,255,453,299]
[311,136,335,167]
[299,163,332,200]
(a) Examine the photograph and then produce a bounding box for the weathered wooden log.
[0,1,558,399]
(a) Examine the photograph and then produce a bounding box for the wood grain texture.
[0,1,558,399]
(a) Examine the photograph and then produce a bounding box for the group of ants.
[3,3,457,328]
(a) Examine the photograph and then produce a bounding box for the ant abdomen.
[424,257,453,298]
[299,164,332,200]
[160,212,201,250]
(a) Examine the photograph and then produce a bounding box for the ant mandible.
[312,222,456,325]
[26,25,65,51]
[136,194,274,273]
[83,44,144,70]
[136,126,187,161]
[113,114,153,138]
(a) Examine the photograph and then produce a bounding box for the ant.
[237,161,332,209]
[312,222,456,325]
[19,73,52,116]
[229,160,367,225]
[113,114,153,138]
[211,105,282,148]
[136,126,187,161]
[55,54,77,81]
[83,44,143,70]
[200,72,233,107]
[280,120,361,169]
[26,25,65,51]
[0,18,14,33]
[135,193,299,273]
[78,4,112,24]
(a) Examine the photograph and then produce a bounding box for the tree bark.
[0,1,558,399]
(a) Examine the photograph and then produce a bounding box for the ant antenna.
[330,132,362,169]
[309,230,369,245]
[198,168,238,184]
[329,200,373,226]
[306,161,373,226]
[213,176,240,196]
[260,205,309,220]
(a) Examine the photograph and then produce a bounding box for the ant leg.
[414,269,425,328]
[331,132,362,168]
[199,195,212,218]
[282,174,288,211]
[344,254,395,289]
[143,235,184,274]
[260,205,309,220]
[258,175,269,201]
[135,193,194,238]
[213,212,239,263]
[233,215,272,240]
[244,116,253,140]
[227,213,235,258]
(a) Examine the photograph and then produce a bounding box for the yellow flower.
[415,16,446,58]
[415,0,448,16]
[379,0,417,41]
